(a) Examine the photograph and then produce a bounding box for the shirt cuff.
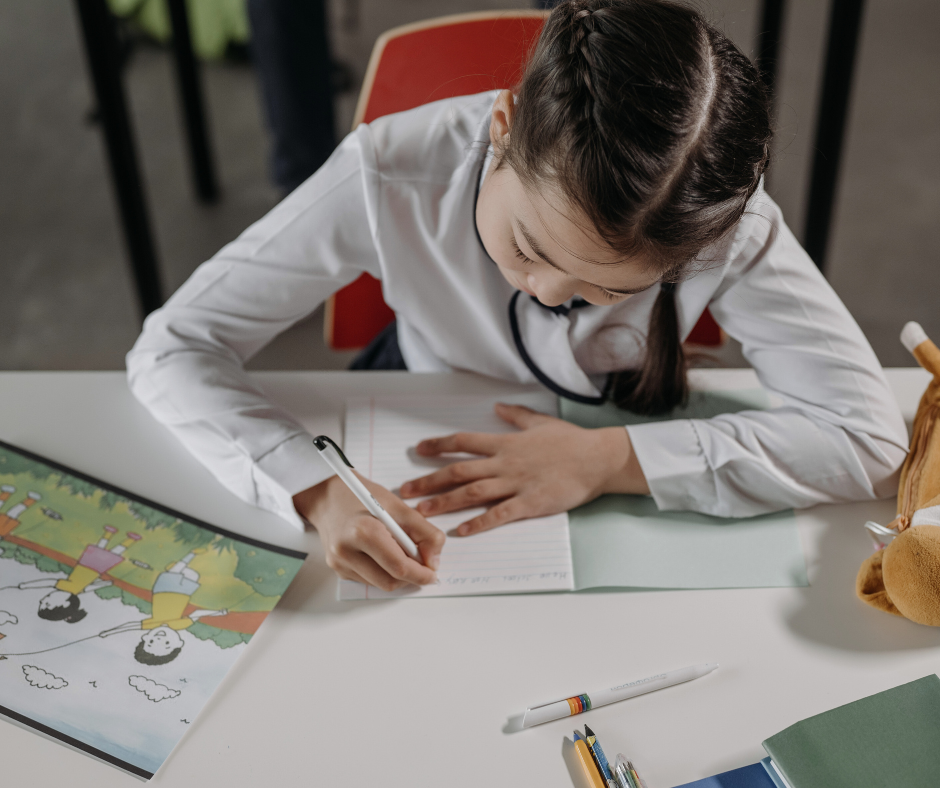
[626,419,717,512]
[252,433,334,531]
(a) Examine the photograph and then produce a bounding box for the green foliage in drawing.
[187,622,251,649]
[94,584,150,614]
[0,542,71,575]
[231,541,297,597]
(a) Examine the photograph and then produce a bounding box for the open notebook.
[339,390,807,600]
[339,392,573,599]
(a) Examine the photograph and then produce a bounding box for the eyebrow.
[515,220,657,296]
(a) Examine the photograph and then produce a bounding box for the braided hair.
[503,0,772,415]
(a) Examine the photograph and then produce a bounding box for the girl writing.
[127,0,907,592]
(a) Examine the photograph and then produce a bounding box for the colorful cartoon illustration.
[12,526,141,623]
[0,440,306,778]
[0,488,40,537]
[99,548,228,665]
[0,484,16,509]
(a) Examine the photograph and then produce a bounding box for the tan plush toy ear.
[857,527,940,626]
[856,549,903,617]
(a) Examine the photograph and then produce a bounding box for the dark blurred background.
[1,0,937,371]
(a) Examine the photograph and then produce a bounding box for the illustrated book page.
[0,441,306,779]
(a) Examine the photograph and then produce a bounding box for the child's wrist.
[292,476,335,526]
[595,426,650,496]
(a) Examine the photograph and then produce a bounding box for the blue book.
[673,763,777,788]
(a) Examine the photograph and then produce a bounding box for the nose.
[527,271,577,308]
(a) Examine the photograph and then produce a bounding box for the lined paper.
[338,393,574,599]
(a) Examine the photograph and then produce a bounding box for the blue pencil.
[584,725,613,781]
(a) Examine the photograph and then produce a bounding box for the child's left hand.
[399,403,649,535]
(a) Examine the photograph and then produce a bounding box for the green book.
[762,675,940,788]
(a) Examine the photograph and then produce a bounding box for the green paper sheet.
[561,390,809,590]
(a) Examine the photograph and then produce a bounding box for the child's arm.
[16,578,60,589]
[189,608,228,620]
[403,190,908,525]
[98,621,141,637]
[125,135,382,533]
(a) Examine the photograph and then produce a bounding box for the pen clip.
[312,435,354,468]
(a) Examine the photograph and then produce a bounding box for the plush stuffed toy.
[856,322,940,626]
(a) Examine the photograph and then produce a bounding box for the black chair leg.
[73,0,163,318]
[756,0,786,103]
[167,0,220,204]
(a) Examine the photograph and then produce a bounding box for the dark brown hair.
[503,0,772,414]
[37,593,87,623]
[135,639,183,665]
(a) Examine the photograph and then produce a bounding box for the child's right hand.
[294,474,444,592]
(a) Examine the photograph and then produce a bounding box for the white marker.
[521,663,718,728]
[313,435,420,560]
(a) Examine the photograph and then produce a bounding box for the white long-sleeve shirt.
[126,91,908,531]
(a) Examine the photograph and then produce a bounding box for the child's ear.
[489,89,515,148]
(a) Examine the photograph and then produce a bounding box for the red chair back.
[325,12,547,349]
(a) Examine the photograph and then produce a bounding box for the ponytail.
[610,282,688,416]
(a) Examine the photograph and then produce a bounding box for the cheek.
[580,292,634,307]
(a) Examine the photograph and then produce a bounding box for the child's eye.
[511,238,536,265]
[596,286,624,301]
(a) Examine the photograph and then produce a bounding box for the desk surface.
[2,369,938,788]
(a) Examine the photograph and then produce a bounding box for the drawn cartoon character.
[99,549,227,665]
[15,526,141,623]
[0,488,40,537]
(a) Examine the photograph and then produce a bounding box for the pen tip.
[573,730,582,741]
[584,725,595,737]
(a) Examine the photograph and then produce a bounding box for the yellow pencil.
[573,732,607,788]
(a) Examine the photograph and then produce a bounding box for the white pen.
[312,435,420,560]
[522,663,718,728]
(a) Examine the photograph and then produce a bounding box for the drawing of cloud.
[129,675,180,702]
[0,611,17,626]
[23,665,67,689]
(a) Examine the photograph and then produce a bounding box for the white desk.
[2,369,939,787]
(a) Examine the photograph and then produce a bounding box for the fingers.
[415,431,500,457]
[456,496,530,536]
[415,478,514,517]
[494,402,554,429]
[325,514,439,592]
[335,551,402,591]
[367,524,439,587]
[386,498,446,571]
[400,458,496,498]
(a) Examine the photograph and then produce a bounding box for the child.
[127,1,907,593]
[18,526,141,624]
[98,550,227,665]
